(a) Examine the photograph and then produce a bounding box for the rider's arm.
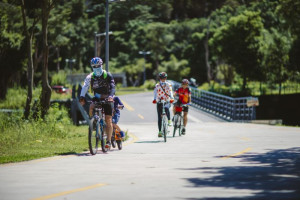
[108,72,116,97]
[80,73,92,97]
[153,85,158,100]
[116,97,124,108]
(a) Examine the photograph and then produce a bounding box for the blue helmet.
[90,57,103,67]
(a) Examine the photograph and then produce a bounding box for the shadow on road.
[181,147,300,200]
[135,140,164,144]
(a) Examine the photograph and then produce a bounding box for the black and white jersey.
[80,71,115,99]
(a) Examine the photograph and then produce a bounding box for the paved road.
[1,92,300,200]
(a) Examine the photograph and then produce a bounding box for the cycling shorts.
[174,100,189,112]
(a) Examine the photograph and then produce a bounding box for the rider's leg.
[89,103,95,117]
[165,107,170,121]
[114,123,121,132]
[105,115,113,142]
[183,111,188,127]
[157,104,162,134]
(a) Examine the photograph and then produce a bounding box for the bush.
[51,70,67,86]
[141,79,156,90]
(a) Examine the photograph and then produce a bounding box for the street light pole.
[105,0,125,72]
[105,0,109,72]
[139,51,151,84]
[95,31,113,57]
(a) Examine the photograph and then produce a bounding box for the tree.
[160,54,189,81]
[145,22,174,74]
[20,0,40,119]
[0,1,24,99]
[260,28,292,95]
[40,0,58,118]
[211,11,264,92]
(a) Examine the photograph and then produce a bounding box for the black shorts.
[102,102,114,116]
[174,101,189,112]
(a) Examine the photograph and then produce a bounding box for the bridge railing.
[169,80,257,121]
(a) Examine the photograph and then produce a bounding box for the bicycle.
[88,99,110,155]
[158,99,169,142]
[173,104,188,137]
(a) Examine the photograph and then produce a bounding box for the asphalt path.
[1,92,300,200]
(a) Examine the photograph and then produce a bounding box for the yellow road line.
[32,183,107,200]
[239,137,251,141]
[124,133,139,146]
[221,147,252,159]
[138,114,144,119]
[122,100,134,111]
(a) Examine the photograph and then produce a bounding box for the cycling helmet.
[182,79,189,85]
[90,57,103,67]
[159,72,167,79]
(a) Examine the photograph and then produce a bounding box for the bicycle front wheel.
[100,124,109,153]
[173,114,178,137]
[88,118,99,155]
[162,116,168,142]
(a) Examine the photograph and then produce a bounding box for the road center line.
[122,100,134,111]
[221,147,252,159]
[31,183,107,200]
[124,133,139,146]
[138,114,144,119]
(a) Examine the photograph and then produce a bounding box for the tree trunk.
[21,0,34,119]
[56,47,60,73]
[204,18,212,83]
[40,0,52,118]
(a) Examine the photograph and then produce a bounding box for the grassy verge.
[0,105,87,164]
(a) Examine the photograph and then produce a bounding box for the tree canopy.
[0,0,299,98]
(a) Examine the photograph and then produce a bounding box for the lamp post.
[105,0,125,72]
[139,51,151,84]
[94,31,113,57]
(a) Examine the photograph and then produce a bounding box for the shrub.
[51,70,67,86]
[141,79,156,90]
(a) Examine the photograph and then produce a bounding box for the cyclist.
[152,72,174,137]
[79,57,115,148]
[112,96,125,139]
[173,79,191,135]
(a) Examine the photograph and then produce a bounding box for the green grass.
[0,105,87,164]
[0,103,130,164]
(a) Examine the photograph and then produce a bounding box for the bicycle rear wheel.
[100,124,109,153]
[111,130,116,148]
[88,118,99,155]
[116,140,122,150]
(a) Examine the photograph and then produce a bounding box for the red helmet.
[182,79,189,85]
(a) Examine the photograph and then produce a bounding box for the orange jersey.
[175,87,191,104]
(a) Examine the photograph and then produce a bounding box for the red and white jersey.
[153,82,174,101]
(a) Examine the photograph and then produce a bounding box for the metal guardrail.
[169,80,257,121]
[71,84,92,125]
